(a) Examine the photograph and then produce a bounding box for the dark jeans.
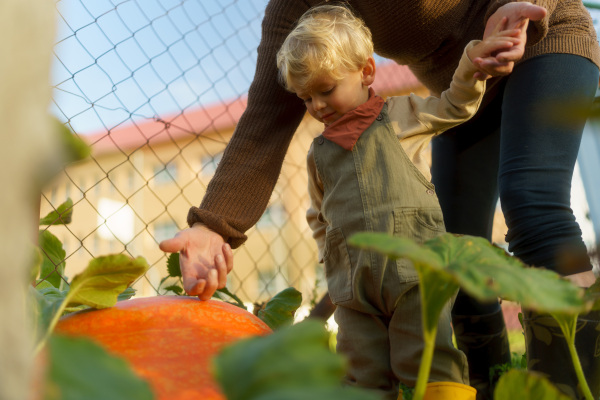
[432,54,599,315]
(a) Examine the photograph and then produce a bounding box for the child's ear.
[361,57,376,86]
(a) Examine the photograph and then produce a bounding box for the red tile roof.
[85,62,422,156]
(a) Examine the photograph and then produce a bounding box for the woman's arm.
[160,0,312,300]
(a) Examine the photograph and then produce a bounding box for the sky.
[51,0,600,136]
[51,0,269,134]
[49,0,600,247]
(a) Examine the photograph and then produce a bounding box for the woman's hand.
[474,2,547,80]
[159,223,233,300]
[469,17,523,79]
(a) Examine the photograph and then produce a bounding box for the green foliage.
[166,252,181,277]
[257,287,302,330]
[349,233,586,314]
[44,335,154,400]
[33,254,150,355]
[162,284,184,295]
[30,124,152,398]
[214,287,247,308]
[38,230,67,289]
[398,383,414,400]
[213,320,380,400]
[348,232,593,400]
[494,369,570,400]
[39,198,74,226]
[53,118,91,164]
[66,255,149,309]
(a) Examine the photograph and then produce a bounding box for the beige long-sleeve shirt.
[307,41,486,261]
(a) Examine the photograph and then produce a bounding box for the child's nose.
[312,97,326,110]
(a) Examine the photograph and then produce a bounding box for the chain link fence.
[41,0,330,306]
[44,0,599,307]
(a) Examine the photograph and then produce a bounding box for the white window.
[97,198,135,243]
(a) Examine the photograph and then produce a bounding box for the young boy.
[276,4,522,399]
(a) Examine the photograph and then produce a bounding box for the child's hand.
[468,17,523,81]
[474,2,546,80]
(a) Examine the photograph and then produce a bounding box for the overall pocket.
[393,207,446,282]
[323,227,353,304]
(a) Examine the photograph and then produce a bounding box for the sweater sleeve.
[387,40,486,140]
[187,1,311,248]
[484,0,554,47]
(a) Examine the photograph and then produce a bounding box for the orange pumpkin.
[55,296,272,400]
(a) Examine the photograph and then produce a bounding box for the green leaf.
[118,287,137,301]
[38,230,66,289]
[166,253,181,277]
[67,255,149,309]
[349,232,588,399]
[418,266,460,334]
[36,283,69,304]
[494,369,570,400]
[349,232,585,314]
[54,118,91,164]
[215,286,246,308]
[39,198,74,225]
[213,320,379,400]
[163,284,184,295]
[348,232,442,268]
[44,334,154,400]
[29,285,64,341]
[258,287,303,330]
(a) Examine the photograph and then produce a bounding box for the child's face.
[293,60,375,126]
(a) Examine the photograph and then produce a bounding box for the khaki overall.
[312,105,468,398]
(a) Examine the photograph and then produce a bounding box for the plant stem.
[33,290,75,356]
[554,314,594,400]
[567,340,594,400]
[413,328,436,400]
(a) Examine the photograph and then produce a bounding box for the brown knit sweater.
[188,0,600,248]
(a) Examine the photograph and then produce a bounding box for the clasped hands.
[473,2,547,80]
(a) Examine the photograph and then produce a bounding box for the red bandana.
[322,88,385,151]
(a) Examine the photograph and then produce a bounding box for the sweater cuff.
[484,0,548,47]
[187,206,247,248]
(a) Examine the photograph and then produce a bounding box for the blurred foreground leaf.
[213,320,380,400]
[494,369,569,400]
[44,334,154,400]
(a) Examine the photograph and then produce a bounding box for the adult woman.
[160,1,599,398]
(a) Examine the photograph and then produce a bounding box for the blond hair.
[276,4,373,93]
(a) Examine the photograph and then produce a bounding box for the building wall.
[40,112,326,301]
[40,81,514,303]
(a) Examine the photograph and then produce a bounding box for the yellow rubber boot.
[423,382,476,400]
[397,382,476,400]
